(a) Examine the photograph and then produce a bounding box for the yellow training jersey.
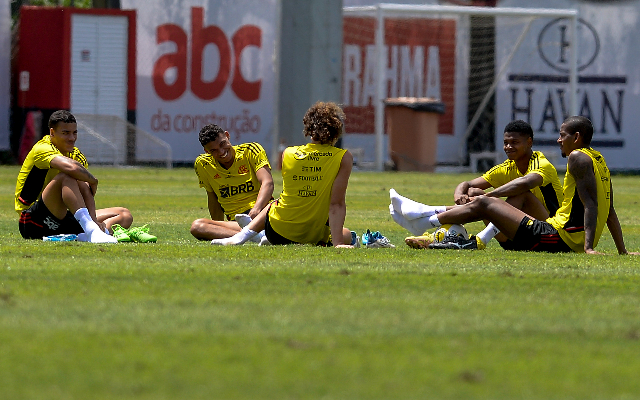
[482,151,562,217]
[547,148,611,253]
[15,135,88,214]
[268,143,347,244]
[194,142,270,218]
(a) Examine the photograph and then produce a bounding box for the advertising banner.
[121,0,277,162]
[0,0,10,150]
[497,0,640,169]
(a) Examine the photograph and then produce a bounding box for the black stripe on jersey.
[73,149,87,166]
[241,142,260,156]
[19,166,49,206]
[540,182,560,217]
[529,153,539,171]
[485,160,510,175]
[563,188,585,232]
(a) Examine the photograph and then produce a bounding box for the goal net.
[342,4,578,171]
[74,114,172,168]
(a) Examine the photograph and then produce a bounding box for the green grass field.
[1,165,640,399]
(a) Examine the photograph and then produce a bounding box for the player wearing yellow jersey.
[400,120,562,249]
[190,124,274,240]
[391,116,639,254]
[15,110,132,243]
[211,101,356,248]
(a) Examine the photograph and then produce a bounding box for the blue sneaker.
[350,231,361,248]
[362,229,395,248]
[43,234,78,241]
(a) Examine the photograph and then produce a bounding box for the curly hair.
[198,124,225,147]
[48,110,76,130]
[302,102,345,145]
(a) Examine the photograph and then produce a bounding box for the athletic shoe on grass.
[127,225,157,243]
[428,234,485,250]
[350,231,361,248]
[362,229,395,248]
[111,224,132,242]
[404,233,435,249]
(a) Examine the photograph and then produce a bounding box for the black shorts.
[509,216,572,253]
[263,201,331,246]
[19,199,83,239]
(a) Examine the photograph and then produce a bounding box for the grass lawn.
[1,165,640,399]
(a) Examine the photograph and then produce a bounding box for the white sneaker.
[259,236,271,246]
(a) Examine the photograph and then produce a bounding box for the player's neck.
[515,150,533,173]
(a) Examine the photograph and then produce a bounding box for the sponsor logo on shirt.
[219,181,255,198]
[298,185,317,197]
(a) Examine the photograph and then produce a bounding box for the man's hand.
[247,207,261,219]
[455,194,470,205]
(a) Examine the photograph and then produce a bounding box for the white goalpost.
[343,4,579,171]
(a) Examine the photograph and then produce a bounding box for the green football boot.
[127,225,157,243]
[111,224,132,243]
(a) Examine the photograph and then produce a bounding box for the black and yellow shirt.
[15,135,88,214]
[482,151,562,217]
[194,142,270,218]
[547,148,611,252]
[268,143,347,244]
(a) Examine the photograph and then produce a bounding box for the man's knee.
[190,219,208,236]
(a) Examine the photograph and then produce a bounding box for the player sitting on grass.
[15,110,132,243]
[190,124,274,242]
[391,116,639,255]
[401,120,562,250]
[210,101,357,248]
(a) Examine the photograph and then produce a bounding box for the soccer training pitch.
[1,165,640,399]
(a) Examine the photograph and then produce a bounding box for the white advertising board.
[121,0,277,162]
[0,0,10,150]
[497,0,640,170]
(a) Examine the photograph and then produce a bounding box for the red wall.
[17,6,136,112]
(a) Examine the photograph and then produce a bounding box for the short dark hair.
[303,101,345,145]
[563,116,594,145]
[198,124,225,147]
[504,120,533,139]
[48,110,76,130]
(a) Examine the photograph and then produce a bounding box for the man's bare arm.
[485,173,543,199]
[248,166,274,219]
[454,177,492,204]
[207,191,225,221]
[569,151,599,253]
[50,155,98,194]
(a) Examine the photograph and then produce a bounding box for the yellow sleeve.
[481,163,508,188]
[194,158,214,192]
[31,141,62,169]
[248,142,271,171]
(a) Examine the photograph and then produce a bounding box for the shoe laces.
[128,225,150,235]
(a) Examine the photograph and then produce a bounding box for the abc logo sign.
[153,7,262,102]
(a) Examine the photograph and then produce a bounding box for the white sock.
[258,235,272,246]
[249,230,265,243]
[389,189,445,220]
[390,205,437,236]
[235,213,252,228]
[74,208,117,243]
[211,227,257,246]
[477,223,500,245]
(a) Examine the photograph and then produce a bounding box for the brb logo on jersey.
[219,181,255,198]
[153,7,262,102]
